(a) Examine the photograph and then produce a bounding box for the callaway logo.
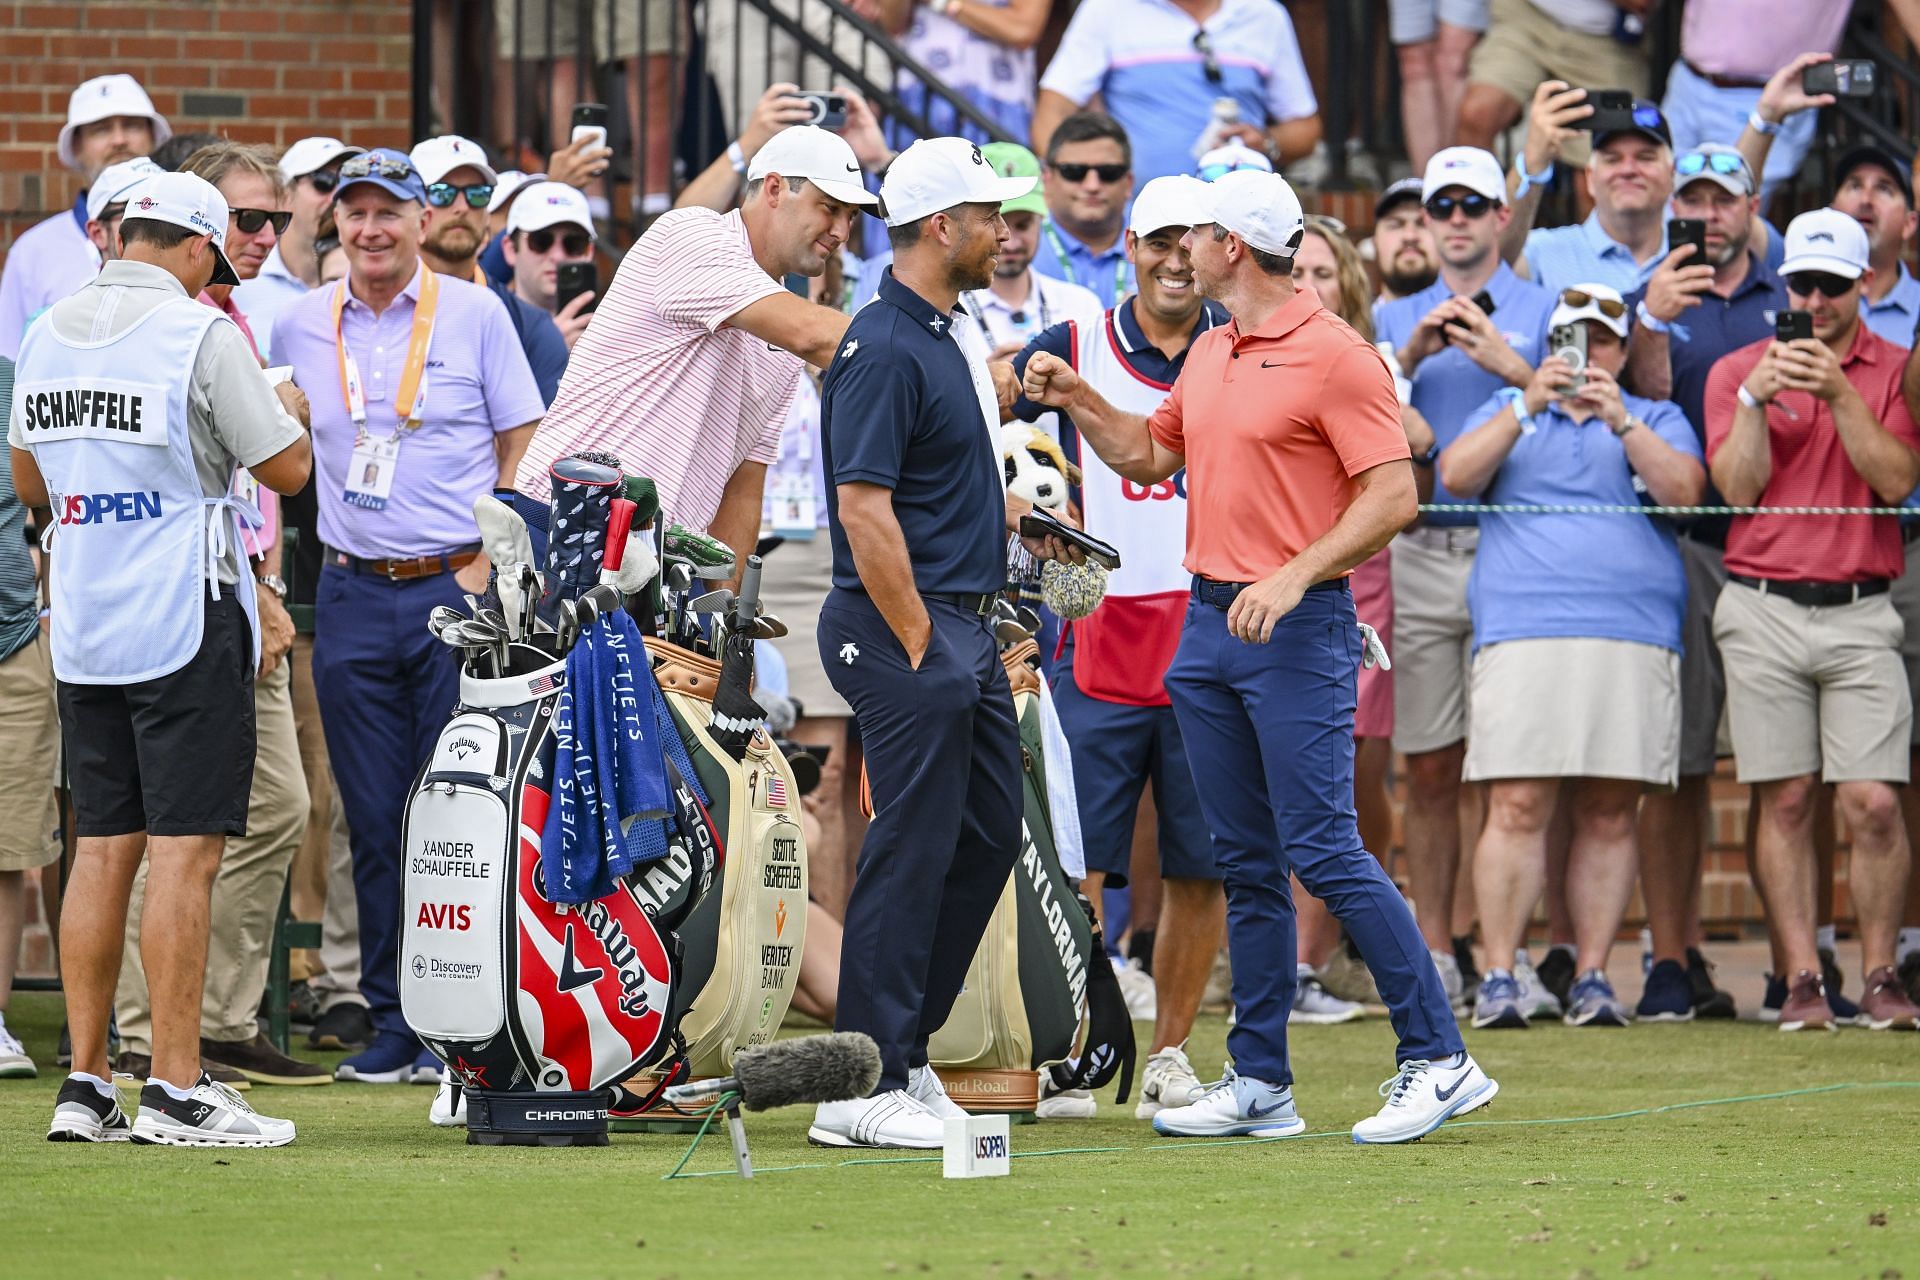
[556,922,606,993]
[450,736,482,760]
[1246,1095,1290,1119]
[1434,1068,1474,1101]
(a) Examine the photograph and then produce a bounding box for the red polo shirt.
[1704,323,1920,583]
[1145,287,1408,582]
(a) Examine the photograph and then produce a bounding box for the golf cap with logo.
[58,74,171,170]
[507,181,597,239]
[1673,142,1755,198]
[746,125,878,208]
[279,136,364,182]
[980,142,1046,217]
[1833,142,1914,207]
[492,170,546,214]
[1196,139,1274,181]
[879,136,1032,226]
[1374,176,1426,221]
[332,147,428,204]
[1129,175,1211,237]
[1779,207,1870,280]
[87,157,163,222]
[1594,98,1672,150]
[409,135,499,186]
[1421,146,1505,204]
[121,172,240,287]
[1199,169,1305,258]
[1549,282,1629,338]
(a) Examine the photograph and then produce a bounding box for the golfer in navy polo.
[807,138,1075,1150]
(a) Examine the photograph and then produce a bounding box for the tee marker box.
[942,1113,1011,1179]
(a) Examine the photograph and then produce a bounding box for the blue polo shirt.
[1861,263,1920,348]
[1374,262,1556,525]
[821,270,1006,595]
[1460,389,1699,654]
[1526,212,1787,296]
[1031,221,1134,311]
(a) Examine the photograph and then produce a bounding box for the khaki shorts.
[1390,525,1476,754]
[1888,534,1920,745]
[1464,636,1680,786]
[1713,581,1912,785]
[761,532,851,719]
[1676,536,1729,776]
[495,0,686,61]
[1468,0,1649,119]
[0,631,62,871]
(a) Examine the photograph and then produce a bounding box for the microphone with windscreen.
[662,1031,881,1112]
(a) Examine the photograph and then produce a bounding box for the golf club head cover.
[541,454,623,616]
[1040,558,1109,620]
[622,476,664,631]
[663,523,738,579]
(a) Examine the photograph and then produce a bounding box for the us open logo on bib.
[15,378,169,446]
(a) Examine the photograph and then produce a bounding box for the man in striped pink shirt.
[513,126,877,565]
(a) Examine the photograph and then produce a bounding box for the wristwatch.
[1610,414,1641,439]
[1410,442,1441,468]
[258,574,289,600]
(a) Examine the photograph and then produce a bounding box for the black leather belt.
[1191,576,1348,609]
[1728,573,1889,607]
[930,591,999,618]
[1682,58,1767,90]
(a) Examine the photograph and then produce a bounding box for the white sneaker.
[1113,956,1158,1021]
[1513,951,1563,1019]
[1430,950,1466,1014]
[0,1016,35,1078]
[1350,1053,1498,1145]
[130,1072,296,1147]
[1150,1069,1306,1138]
[1291,965,1365,1024]
[47,1075,131,1142]
[807,1089,945,1149]
[1133,1042,1207,1119]
[905,1064,968,1120]
[429,1077,467,1128]
[1036,1070,1097,1119]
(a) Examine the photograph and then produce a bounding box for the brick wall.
[0,0,415,272]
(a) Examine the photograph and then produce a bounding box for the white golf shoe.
[1350,1052,1498,1144]
[1036,1068,1097,1119]
[1133,1042,1208,1119]
[905,1064,968,1120]
[1113,956,1158,1021]
[429,1077,467,1128]
[808,1089,945,1149]
[1150,1068,1307,1138]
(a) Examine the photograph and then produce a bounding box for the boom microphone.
[662,1032,881,1112]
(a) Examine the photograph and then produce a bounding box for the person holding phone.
[1705,209,1920,1035]
[1440,283,1705,1031]
[502,181,599,349]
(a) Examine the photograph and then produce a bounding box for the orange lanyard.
[332,265,439,435]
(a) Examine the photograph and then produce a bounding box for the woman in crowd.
[889,0,1049,144]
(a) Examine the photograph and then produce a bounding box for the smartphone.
[1017,511,1123,571]
[1549,322,1588,395]
[1804,60,1877,99]
[796,90,848,130]
[1576,88,1634,132]
[555,260,598,314]
[1775,310,1813,343]
[1667,218,1708,265]
[570,103,609,152]
[1445,290,1496,334]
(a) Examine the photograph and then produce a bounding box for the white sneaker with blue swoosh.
[1149,1068,1307,1138]
[1350,1052,1497,1144]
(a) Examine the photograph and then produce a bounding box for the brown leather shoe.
[201,1033,333,1086]
[1777,969,1835,1031]
[1859,966,1920,1031]
[112,1049,252,1091]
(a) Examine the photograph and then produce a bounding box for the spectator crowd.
[6,0,1920,1126]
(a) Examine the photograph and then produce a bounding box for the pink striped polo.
[512,207,801,529]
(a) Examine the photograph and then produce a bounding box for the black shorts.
[58,594,256,838]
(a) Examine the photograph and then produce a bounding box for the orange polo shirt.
[1146,288,1409,583]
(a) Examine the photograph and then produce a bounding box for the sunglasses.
[304,169,339,195]
[1191,30,1224,85]
[1676,151,1748,183]
[1052,162,1128,185]
[1559,288,1628,318]
[1424,193,1495,220]
[1199,160,1267,182]
[231,207,292,235]
[1786,271,1858,298]
[524,227,592,256]
[339,154,415,181]
[427,182,494,209]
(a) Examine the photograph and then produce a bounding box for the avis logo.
[1121,471,1187,502]
[416,902,472,931]
[59,492,162,525]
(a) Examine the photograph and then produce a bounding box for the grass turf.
[3,990,1917,1279]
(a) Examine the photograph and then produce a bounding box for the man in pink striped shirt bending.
[512,125,876,564]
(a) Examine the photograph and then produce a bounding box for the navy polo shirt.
[1623,249,1786,545]
[821,270,1007,595]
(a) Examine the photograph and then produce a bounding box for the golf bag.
[927,639,1135,1113]
[399,647,709,1143]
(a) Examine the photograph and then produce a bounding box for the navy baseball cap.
[332,147,428,204]
[1374,176,1425,220]
[1594,99,1672,150]
[1833,142,1914,207]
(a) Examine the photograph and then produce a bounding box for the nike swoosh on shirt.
[1260,359,1286,369]
[1434,1069,1474,1102]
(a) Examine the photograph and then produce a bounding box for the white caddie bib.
[13,293,261,684]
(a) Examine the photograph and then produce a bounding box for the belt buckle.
[384,558,405,582]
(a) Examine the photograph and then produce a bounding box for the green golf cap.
[981,141,1046,216]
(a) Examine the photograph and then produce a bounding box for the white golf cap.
[1196,140,1273,178]
[506,181,597,238]
[747,125,878,208]
[879,136,1031,226]
[1129,175,1212,237]
[1549,282,1630,338]
[59,74,171,171]
[408,135,499,186]
[87,157,163,222]
[120,171,240,287]
[1421,146,1506,204]
[279,136,364,182]
[1199,169,1305,258]
[492,169,546,212]
[1780,207,1871,279]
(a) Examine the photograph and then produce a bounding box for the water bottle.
[1192,98,1241,162]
